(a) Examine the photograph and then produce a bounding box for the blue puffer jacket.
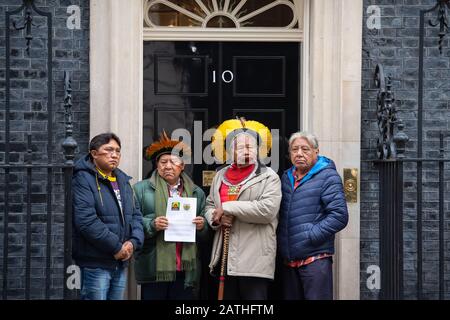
[277,156,348,261]
[72,155,144,269]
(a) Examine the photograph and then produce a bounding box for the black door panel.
[233,56,286,96]
[154,55,209,95]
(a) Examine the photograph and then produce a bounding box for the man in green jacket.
[133,132,208,300]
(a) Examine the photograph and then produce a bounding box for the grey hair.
[288,131,319,150]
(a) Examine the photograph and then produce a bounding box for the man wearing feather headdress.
[205,118,282,300]
[132,132,209,300]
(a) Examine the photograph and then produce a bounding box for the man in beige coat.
[205,119,282,300]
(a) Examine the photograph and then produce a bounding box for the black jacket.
[72,155,144,269]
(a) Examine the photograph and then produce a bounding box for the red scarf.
[224,163,255,185]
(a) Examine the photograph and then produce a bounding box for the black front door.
[143,41,300,299]
[143,41,299,183]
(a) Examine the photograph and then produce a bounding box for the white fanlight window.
[143,0,305,41]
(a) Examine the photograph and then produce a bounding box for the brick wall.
[362,0,450,299]
[0,0,89,299]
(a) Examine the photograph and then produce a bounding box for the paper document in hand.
[164,197,197,243]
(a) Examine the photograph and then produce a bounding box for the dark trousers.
[141,272,195,300]
[222,276,269,300]
[282,257,333,300]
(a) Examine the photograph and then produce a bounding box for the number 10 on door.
[212,70,234,83]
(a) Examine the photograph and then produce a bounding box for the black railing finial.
[12,0,35,55]
[429,0,450,54]
[62,71,78,165]
[375,64,409,160]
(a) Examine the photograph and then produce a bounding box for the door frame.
[89,0,362,300]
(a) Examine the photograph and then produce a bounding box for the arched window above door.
[144,0,300,28]
[143,0,305,42]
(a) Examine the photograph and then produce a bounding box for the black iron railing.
[1,0,77,300]
[374,62,449,299]
[370,0,450,300]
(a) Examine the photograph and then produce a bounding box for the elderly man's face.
[233,134,257,167]
[290,137,319,173]
[157,154,184,185]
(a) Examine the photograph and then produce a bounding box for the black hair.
[89,132,121,159]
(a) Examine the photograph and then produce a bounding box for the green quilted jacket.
[132,172,209,285]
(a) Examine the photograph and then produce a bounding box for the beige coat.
[205,163,282,279]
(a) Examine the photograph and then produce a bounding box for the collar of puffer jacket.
[286,155,332,189]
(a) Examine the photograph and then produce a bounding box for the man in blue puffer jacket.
[72,132,144,300]
[277,131,348,300]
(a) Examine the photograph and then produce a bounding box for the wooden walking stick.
[218,225,231,300]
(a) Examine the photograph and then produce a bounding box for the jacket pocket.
[128,222,132,237]
[258,226,270,256]
[303,223,315,246]
[307,222,327,247]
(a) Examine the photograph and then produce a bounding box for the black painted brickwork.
[0,0,89,299]
[362,0,450,300]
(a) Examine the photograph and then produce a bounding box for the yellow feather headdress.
[211,118,272,162]
[144,131,191,162]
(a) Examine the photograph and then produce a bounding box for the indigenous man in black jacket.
[72,132,144,300]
